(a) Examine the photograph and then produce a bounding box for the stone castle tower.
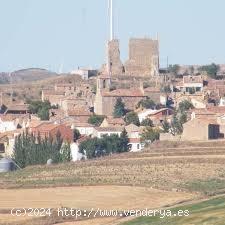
[106,37,159,77]
[107,39,124,76]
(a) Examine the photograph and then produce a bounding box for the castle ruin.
[106,37,159,77]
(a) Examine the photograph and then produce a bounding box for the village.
[0,42,225,166]
[2,1,225,225]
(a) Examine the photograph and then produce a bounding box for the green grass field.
[120,196,225,225]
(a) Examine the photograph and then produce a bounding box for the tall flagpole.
[110,0,113,41]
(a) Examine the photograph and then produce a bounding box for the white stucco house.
[125,124,144,152]
[71,123,95,136]
[93,127,123,138]
[0,115,29,133]
[137,109,156,123]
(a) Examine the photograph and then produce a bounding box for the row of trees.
[79,130,129,159]
[13,132,71,168]
[169,63,220,79]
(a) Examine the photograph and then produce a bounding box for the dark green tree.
[113,98,126,118]
[140,118,153,127]
[79,131,129,159]
[141,127,159,144]
[178,100,194,113]
[199,63,219,79]
[13,135,26,168]
[171,115,183,135]
[168,64,180,76]
[119,129,129,153]
[28,100,51,120]
[88,114,105,126]
[73,128,81,141]
[60,142,72,162]
[125,111,140,126]
[137,98,156,109]
[162,120,170,133]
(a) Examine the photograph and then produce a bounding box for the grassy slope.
[121,196,225,225]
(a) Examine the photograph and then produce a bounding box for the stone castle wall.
[125,38,159,76]
[107,38,159,77]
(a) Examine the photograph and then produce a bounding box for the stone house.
[176,75,203,93]
[182,118,220,141]
[94,75,147,116]
[42,90,65,106]
[66,106,92,123]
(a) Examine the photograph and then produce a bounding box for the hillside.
[1,141,225,224]
[1,140,225,194]
[0,68,60,84]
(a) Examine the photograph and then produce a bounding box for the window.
[137,144,140,149]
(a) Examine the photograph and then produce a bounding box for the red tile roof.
[67,107,92,116]
[106,117,125,126]
[129,138,141,143]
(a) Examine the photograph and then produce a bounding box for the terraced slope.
[1,141,225,195]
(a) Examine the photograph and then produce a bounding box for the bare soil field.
[0,186,194,210]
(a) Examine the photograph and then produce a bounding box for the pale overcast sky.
[0,0,225,72]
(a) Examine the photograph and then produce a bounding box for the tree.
[73,128,81,142]
[179,112,187,125]
[199,63,219,79]
[37,107,49,120]
[119,129,129,153]
[79,131,129,159]
[13,134,26,168]
[60,142,72,162]
[170,115,183,135]
[178,100,194,113]
[88,115,105,126]
[162,120,170,133]
[13,131,65,168]
[168,64,180,76]
[28,100,51,121]
[141,127,159,144]
[140,118,153,127]
[125,111,140,126]
[137,98,156,109]
[113,98,126,118]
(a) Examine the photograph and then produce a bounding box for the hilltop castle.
[105,37,159,77]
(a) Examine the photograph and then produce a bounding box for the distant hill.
[0,68,59,84]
